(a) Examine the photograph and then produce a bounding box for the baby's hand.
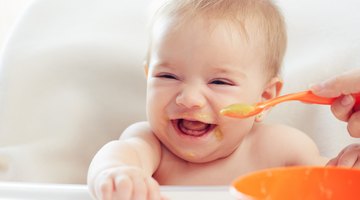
[93,166,163,200]
[327,144,360,168]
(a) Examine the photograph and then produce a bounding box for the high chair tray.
[0,182,234,200]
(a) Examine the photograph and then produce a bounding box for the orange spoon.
[220,90,360,119]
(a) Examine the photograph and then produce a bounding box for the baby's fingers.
[131,175,148,200]
[113,176,133,200]
[146,177,161,200]
[95,177,114,200]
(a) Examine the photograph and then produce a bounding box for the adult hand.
[310,69,360,137]
[327,143,360,168]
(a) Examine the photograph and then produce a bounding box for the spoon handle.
[259,90,360,108]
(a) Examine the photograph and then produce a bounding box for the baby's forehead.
[153,13,265,40]
[150,14,268,58]
[148,1,286,78]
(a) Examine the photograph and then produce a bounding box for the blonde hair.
[147,0,287,78]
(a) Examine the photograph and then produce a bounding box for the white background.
[0,0,30,50]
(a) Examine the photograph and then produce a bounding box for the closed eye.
[209,79,234,86]
[156,73,178,80]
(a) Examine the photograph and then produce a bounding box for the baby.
[87,0,360,199]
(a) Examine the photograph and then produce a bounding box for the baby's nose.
[176,85,206,109]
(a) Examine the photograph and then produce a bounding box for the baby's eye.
[156,73,178,80]
[209,79,234,86]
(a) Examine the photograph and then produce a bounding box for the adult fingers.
[336,145,360,167]
[354,157,360,168]
[337,153,358,168]
[347,111,360,137]
[310,69,360,98]
[325,157,338,167]
[330,95,355,122]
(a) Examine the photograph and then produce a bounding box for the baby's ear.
[262,76,283,101]
[255,77,282,122]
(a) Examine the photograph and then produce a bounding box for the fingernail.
[341,95,354,106]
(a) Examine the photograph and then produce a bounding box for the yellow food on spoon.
[220,104,256,118]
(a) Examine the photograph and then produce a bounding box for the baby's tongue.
[179,119,209,135]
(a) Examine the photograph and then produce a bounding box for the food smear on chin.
[186,152,196,158]
[214,128,223,141]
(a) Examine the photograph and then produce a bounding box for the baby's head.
[146,0,287,79]
[145,0,287,163]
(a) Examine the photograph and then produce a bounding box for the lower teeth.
[178,120,209,136]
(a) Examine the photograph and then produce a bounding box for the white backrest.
[0,0,150,183]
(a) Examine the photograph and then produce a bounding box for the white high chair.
[0,0,359,183]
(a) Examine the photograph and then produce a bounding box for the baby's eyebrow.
[210,66,247,79]
[152,64,177,72]
[150,60,175,69]
[149,61,172,70]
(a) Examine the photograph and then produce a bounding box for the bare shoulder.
[119,121,161,152]
[253,123,314,143]
[249,123,327,166]
[120,121,156,139]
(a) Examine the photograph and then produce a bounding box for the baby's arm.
[327,143,360,168]
[87,121,162,200]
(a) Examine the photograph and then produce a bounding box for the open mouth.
[172,119,216,137]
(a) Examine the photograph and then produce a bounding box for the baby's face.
[146,16,270,163]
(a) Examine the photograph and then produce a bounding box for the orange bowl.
[231,166,360,200]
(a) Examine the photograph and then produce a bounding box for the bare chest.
[153,150,267,185]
